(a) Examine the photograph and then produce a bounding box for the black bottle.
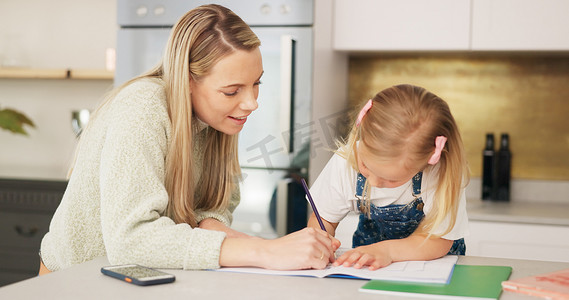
[495,133,511,201]
[481,133,495,200]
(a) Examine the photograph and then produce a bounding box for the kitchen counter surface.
[467,199,569,226]
[1,256,568,299]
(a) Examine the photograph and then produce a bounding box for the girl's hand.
[333,243,393,270]
[258,227,338,270]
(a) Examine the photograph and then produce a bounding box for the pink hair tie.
[428,136,447,165]
[356,99,373,127]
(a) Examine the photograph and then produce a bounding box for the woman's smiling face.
[190,48,263,135]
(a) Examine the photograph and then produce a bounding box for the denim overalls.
[352,172,466,255]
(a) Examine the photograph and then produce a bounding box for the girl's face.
[357,143,419,189]
[191,48,263,135]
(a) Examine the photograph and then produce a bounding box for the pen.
[301,178,326,231]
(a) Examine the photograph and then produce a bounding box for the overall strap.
[356,171,423,197]
[355,173,367,198]
[412,171,423,197]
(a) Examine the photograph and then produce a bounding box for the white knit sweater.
[40,78,239,271]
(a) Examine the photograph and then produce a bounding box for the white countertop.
[467,199,569,226]
[1,256,568,299]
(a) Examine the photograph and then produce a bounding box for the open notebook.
[214,254,458,284]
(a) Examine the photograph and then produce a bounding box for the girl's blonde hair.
[337,84,469,237]
[75,4,260,227]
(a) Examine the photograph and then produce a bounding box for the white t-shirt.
[310,153,469,240]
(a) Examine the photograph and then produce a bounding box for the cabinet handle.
[14,225,39,237]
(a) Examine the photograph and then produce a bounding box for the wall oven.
[116,0,314,238]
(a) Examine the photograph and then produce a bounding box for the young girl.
[39,4,336,275]
[307,84,469,270]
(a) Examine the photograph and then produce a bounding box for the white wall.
[0,80,113,180]
[0,0,116,180]
[0,0,116,69]
[310,0,349,185]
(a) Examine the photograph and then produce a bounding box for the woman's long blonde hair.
[76,5,260,227]
[338,84,469,237]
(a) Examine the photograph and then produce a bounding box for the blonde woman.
[307,84,469,270]
[39,4,337,274]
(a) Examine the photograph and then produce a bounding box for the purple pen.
[301,178,326,231]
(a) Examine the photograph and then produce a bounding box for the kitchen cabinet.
[471,0,569,50]
[0,179,67,287]
[334,0,569,51]
[333,0,471,51]
[465,220,569,262]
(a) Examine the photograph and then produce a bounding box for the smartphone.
[101,264,175,286]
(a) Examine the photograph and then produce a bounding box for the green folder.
[360,265,512,300]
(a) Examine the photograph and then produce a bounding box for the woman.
[39,4,337,274]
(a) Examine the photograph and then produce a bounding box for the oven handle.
[280,35,296,153]
[275,178,292,237]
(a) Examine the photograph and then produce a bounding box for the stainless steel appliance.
[116,0,314,238]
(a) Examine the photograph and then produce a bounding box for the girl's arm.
[334,232,453,270]
[307,212,339,236]
[219,227,337,270]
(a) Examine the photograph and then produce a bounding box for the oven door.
[234,27,312,237]
[115,28,170,86]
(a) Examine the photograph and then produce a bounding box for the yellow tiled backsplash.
[348,54,569,180]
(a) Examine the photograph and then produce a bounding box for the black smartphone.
[101,264,175,286]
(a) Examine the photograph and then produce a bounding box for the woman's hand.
[333,243,392,270]
[257,227,340,270]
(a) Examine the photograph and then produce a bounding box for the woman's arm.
[334,232,453,270]
[198,218,255,239]
[219,227,338,270]
[203,214,342,270]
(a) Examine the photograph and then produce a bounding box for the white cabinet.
[334,0,569,51]
[471,0,569,50]
[333,0,471,51]
[465,221,569,262]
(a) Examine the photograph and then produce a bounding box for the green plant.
[0,107,35,135]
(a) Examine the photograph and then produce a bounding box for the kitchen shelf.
[68,69,114,79]
[0,68,114,80]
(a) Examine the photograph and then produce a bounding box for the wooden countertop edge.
[0,68,113,80]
